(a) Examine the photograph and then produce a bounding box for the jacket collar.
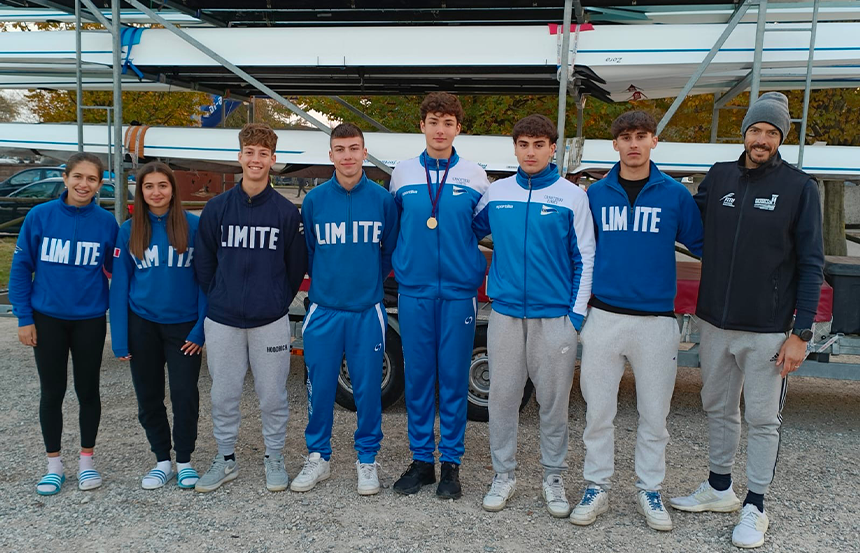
[330,171,368,194]
[419,147,460,171]
[516,163,559,190]
[235,179,274,205]
[736,151,783,180]
[605,161,667,191]
[58,190,96,216]
[147,208,169,224]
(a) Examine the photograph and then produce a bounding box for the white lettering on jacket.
[40,237,101,266]
[220,225,279,250]
[601,206,662,233]
[315,221,383,245]
[132,245,195,270]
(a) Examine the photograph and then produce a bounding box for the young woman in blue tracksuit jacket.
[9,152,119,496]
[291,124,398,496]
[109,162,207,491]
[388,93,490,500]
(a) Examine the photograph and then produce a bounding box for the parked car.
[0,166,64,196]
[0,178,131,233]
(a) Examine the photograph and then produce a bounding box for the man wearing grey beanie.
[669,91,824,549]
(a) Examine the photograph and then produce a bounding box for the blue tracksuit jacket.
[10,190,118,326]
[587,162,704,313]
[302,172,398,311]
[473,163,595,331]
[109,210,208,358]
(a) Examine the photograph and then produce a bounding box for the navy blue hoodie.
[194,182,307,329]
[10,190,118,326]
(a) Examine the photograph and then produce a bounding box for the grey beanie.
[741,91,790,143]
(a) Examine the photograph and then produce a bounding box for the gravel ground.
[0,316,858,553]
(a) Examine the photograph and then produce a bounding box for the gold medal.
[427,216,438,229]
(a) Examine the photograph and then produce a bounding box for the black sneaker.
[393,460,435,495]
[436,462,462,500]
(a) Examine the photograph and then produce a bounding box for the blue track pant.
[302,303,386,464]
[398,295,477,464]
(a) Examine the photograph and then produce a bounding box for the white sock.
[79,452,95,473]
[155,460,172,474]
[176,461,193,472]
[47,455,63,475]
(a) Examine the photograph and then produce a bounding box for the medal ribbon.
[424,152,453,220]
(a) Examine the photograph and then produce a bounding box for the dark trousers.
[33,311,106,453]
[128,311,201,463]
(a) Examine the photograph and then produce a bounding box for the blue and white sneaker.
[570,485,609,526]
[637,490,673,531]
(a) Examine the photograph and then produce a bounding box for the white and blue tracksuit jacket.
[473,163,595,331]
[587,162,703,313]
[389,148,490,299]
[300,172,398,463]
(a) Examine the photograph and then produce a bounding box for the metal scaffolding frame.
[46,0,828,206]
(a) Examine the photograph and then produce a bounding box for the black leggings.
[128,310,201,463]
[33,311,106,453]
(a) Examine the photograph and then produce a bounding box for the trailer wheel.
[330,326,405,411]
[467,323,534,422]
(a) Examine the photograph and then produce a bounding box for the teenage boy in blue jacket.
[291,123,398,496]
[473,114,595,517]
[193,123,307,493]
[389,92,490,500]
[571,111,703,532]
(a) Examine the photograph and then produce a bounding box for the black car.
[0,166,64,197]
[0,178,131,233]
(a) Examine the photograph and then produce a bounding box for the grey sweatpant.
[699,320,789,495]
[579,308,680,491]
[487,310,578,477]
[204,315,291,458]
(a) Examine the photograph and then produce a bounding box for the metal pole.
[656,0,752,136]
[75,0,83,151]
[106,107,112,182]
[710,105,720,143]
[750,0,768,105]
[330,96,392,132]
[797,0,820,169]
[556,0,573,175]
[124,0,392,175]
[111,0,125,223]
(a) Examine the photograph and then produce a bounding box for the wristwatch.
[792,328,813,342]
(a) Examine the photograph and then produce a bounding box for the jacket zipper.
[436,158,442,296]
[241,192,251,323]
[523,176,533,317]
[720,179,749,327]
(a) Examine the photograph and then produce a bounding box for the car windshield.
[9,170,42,186]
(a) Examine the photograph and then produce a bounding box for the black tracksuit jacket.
[694,152,824,333]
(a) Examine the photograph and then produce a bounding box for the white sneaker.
[570,485,610,526]
[482,473,516,512]
[356,461,380,496]
[636,490,674,531]
[669,480,742,513]
[732,504,769,549]
[290,452,330,492]
[542,474,571,518]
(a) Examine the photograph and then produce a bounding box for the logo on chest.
[753,194,779,211]
[452,185,467,196]
[721,193,736,208]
